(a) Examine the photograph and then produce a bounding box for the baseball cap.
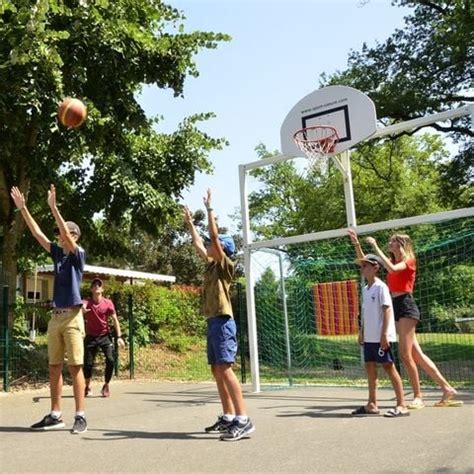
[53,221,81,237]
[91,278,103,287]
[357,254,383,266]
[204,234,236,257]
[66,221,81,237]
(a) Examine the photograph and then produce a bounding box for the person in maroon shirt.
[83,279,125,398]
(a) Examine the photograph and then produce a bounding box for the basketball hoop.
[293,126,339,174]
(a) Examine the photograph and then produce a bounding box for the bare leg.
[211,365,235,415]
[397,318,423,404]
[49,364,63,412]
[411,335,457,402]
[383,362,407,410]
[214,364,247,416]
[68,364,85,412]
[366,362,378,412]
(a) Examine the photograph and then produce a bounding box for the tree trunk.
[2,221,18,329]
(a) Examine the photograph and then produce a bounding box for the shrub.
[81,281,204,347]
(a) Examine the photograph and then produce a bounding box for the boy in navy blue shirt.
[11,185,87,434]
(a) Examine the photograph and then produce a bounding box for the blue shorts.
[364,342,395,364]
[207,316,237,365]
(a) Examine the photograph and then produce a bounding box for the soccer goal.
[239,86,474,391]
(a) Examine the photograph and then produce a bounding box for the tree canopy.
[323,0,472,137]
[248,134,454,240]
[0,0,230,297]
[322,0,473,203]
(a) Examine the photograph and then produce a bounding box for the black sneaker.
[30,414,65,431]
[71,415,87,434]
[85,386,92,397]
[220,418,255,441]
[204,416,233,433]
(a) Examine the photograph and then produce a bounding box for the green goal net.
[251,215,474,387]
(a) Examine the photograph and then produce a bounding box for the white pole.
[340,150,357,227]
[278,251,292,386]
[239,164,261,392]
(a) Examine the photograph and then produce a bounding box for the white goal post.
[239,104,474,392]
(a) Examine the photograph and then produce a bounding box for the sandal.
[408,400,425,410]
[434,399,463,407]
[384,408,410,418]
[351,406,380,416]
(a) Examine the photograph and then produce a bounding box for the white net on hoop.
[293,126,339,174]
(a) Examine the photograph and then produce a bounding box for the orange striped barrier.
[312,280,360,335]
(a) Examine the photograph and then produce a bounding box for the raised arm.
[365,237,407,273]
[183,206,207,260]
[10,186,51,252]
[348,228,365,261]
[47,184,78,254]
[203,188,225,262]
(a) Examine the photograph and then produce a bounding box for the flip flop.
[351,406,380,416]
[408,401,425,410]
[434,399,464,407]
[384,408,410,418]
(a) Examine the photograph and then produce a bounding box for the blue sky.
[138,0,411,231]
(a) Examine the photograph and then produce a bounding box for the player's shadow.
[82,429,228,441]
[33,395,74,403]
[0,426,34,432]
[277,405,356,418]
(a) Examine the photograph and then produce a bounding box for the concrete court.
[1,381,473,473]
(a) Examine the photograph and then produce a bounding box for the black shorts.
[392,293,420,322]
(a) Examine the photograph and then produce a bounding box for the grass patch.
[2,333,472,390]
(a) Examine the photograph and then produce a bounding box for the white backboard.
[280,85,377,157]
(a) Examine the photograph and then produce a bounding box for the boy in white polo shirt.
[352,254,409,418]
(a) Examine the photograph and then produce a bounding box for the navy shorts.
[207,316,237,365]
[392,294,420,322]
[364,343,395,364]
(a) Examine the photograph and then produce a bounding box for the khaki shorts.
[48,307,85,366]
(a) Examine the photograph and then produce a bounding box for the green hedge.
[87,281,205,349]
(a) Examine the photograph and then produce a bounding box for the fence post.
[112,293,119,378]
[128,293,134,379]
[2,286,10,392]
[236,282,247,384]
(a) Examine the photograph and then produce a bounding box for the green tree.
[247,135,450,240]
[0,0,230,307]
[90,207,243,285]
[322,0,473,203]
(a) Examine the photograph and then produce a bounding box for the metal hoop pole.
[340,150,357,227]
[239,164,261,392]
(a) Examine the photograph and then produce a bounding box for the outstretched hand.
[203,188,212,210]
[365,236,377,247]
[183,206,193,225]
[348,228,359,245]
[10,186,26,210]
[47,184,57,210]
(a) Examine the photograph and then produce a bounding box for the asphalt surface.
[1,381,473,473]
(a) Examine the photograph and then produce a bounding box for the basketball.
[57,98,87,128]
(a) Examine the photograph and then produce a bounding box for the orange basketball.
[57,98,87,128]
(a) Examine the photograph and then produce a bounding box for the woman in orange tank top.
[348,229,462,408]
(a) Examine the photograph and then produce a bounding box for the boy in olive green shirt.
[184,189,254,442]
